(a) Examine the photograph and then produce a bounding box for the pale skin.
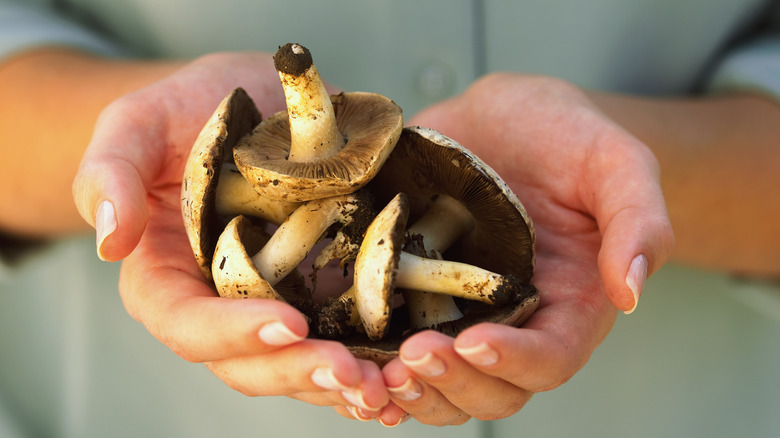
[1,49,778,426]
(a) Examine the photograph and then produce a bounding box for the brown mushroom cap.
[233,91,403,202]
[370,126,536,281]
[181,88,262,281]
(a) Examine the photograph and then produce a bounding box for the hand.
[377,73,674,425]
[72,52,389,417]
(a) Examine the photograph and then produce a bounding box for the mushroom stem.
[215,163,299,224]
[406,194,474,258]
[402,194,475,329]
[251,192,368,285]
[273,43,344,162]
[396,252,517,305]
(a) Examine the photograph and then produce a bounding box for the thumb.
[598,205,674,313]
[593,144,675,314]
[72,100,164,262]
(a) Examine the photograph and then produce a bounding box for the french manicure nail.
[387,377,422,401]
[379,413,411,427]
[311,367,351,392]
[401,352,446,378]
[258,321,304,346]
[341,388,381,412]
[95,200,117,261]
[346,406,372,422]
[455,342,499,366]
[625,254,648,315]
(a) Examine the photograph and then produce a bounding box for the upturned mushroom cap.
[233,44,403,202]
[370,126,536,282]
[182,87,262,280]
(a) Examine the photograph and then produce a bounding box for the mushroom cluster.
[181,43,539,364]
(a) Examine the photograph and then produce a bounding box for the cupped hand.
[379,73,674,426]
[72,52,388,416]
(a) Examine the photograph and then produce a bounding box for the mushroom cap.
[353,193,409,341]
[212,215,312,308]
[232,92,403,202]
[370,126,536,281]
[181,87,262,281]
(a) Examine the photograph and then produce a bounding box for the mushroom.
[367,126,539,336]
[211,191,374,301]
[211,215,310,309]
[181,87,298,281]
[316,193,409,341]
[316,193,529,342]
[233,43,403,202]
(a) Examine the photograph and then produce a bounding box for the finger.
[326,360,390,422]
[453,311,609,394]
[123,266,310,362]
[384,355,469,426]
[586,134,675,313]
[72,96,169,261]
[205,339,366,402]
[119,214,310,362]
[376,402,411,428]
[399,331,532,421]
[332,405,364,422]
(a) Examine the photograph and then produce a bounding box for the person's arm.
[589,92,780,277]
[0,49,181,236]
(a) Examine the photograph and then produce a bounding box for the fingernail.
[346,406,372,422]
[401,352,446,377]
[95,200,117,261]
[258,321,304,346]
[311,367,351,392]
[624,254,648,315]
[342,388,381,412]
[387,377,422,401]
[379,413,411,427]
[455,342,499,366]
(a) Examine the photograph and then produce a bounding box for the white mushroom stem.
[215,163,299,224]
[406,194,475,258]
[403,252,464,328]
[403,195,475,328]
[251,194,361,285]
[274,43,344,162]
[396,252,514,305]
